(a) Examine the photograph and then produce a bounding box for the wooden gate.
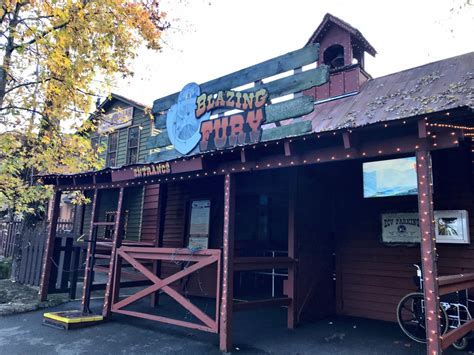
[111,247,221,333]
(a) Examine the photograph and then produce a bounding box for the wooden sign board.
[98,107,133,133]
[381,211,470,244]
[147,43,330,163]
[111,157,203,182]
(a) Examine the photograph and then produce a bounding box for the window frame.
[126,125,141,165]
[106,131,119,167]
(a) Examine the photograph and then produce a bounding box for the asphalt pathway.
[0,298,471,354]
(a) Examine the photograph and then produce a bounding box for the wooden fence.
[0,218,83,298]
[0,220,22,258]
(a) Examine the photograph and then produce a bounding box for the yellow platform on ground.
[43,311,103,324]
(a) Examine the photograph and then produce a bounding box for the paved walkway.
[0,298,471,354]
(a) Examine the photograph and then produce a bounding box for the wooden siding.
[91,99,151,168]
[159,176,224,295]
[80,187,144,241]
[333,143,474,323]
[140,184,161,244]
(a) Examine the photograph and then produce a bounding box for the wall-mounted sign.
[110,157,203,182]
[188,199,211,250]
[133,162,171,178]
[381,211,470,244]
[98,107,134,133]
[167,82,268,155]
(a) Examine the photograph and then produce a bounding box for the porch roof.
[37,52,473,186]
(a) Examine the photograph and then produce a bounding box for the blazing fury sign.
[166,83,268,155]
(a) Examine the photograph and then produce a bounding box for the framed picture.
[381,210,470,244]
[435,210,470,244]
[187,199,211,250]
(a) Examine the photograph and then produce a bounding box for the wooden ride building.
[38,14,473,354]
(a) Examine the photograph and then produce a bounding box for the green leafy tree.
[0,0,168,216]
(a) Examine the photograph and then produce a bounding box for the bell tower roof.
[306,13,377,57]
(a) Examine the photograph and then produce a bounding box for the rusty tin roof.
[305,52,474,132]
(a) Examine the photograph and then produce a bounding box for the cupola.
[304,13,377,101]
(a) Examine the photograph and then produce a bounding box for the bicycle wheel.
[397,292,449,343]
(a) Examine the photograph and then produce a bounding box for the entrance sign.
[167,83,269,154]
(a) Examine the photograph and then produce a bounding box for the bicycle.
[397,264,473,351]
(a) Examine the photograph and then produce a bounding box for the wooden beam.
[39,189,61,301]
[220,174,235,353]
[287,169,297,329]
[441,319,474,350]
[233,298,291,312]
[438,273,474,296]
[265,95,315,123]
[261,121,313,142]
[151,184,167,307]
[416,149,441,354]
[102,187,125,318]
[233,257,295,271]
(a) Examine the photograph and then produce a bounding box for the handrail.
[234,256,295,271]
[438,273,474,296]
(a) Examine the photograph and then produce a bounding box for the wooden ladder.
[81,187,125,317]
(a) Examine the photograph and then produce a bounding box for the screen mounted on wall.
[363,157,418,198]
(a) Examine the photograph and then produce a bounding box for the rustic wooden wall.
[331,143,473,322]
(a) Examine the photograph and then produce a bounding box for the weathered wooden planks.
[261,120,313,142]
[265,95,315,123]
[152,44,320,114]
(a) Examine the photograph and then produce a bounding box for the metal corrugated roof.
[305,52,474,132]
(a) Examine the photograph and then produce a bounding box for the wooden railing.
[438,273,474,350]
[111,247,221,333]
[233,257,295,311]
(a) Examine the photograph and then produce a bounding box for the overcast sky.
[112,0,473,107]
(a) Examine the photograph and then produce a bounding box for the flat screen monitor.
[363,157,418,198]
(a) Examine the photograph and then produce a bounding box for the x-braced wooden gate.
[110,247,221,333]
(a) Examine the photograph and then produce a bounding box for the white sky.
[113,0,474,107]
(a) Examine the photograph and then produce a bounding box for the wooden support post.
[416,149,441,355]
[39,189,61,301]
[220,174,235,353]
[103,187,125,318]
[81,189,99,313]
[151,184,167,307]
[287,169,297,329]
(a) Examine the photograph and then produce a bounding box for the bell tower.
[304,13,377,100]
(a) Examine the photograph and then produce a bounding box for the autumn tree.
[0,0,168,216]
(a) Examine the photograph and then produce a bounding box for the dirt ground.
[0,279,67,315]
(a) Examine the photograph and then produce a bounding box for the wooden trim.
[39,189,61,301]
[220,173,235,352]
